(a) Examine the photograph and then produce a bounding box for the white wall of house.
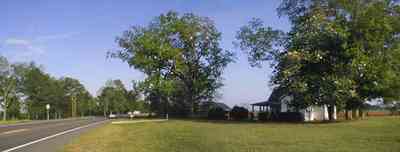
[280,100,336,121]
[307,105,335,121]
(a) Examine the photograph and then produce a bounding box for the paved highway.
[0,117,108,152]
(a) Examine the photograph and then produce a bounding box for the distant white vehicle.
[109,113,117,119]
[133,111,141,115]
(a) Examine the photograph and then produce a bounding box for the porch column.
[333,106,337,120]
[323,105,329,120]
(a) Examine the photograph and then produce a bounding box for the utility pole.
[46,104,50,120]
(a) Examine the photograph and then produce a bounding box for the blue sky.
[0,0,290,106]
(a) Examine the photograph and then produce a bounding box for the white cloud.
[2,32,78,61]
[4,38,31,46]
[2,38,44,61]
[35,32,80,42]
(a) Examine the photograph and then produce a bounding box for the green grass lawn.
[62,117,400,152]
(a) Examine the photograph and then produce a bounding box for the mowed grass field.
[62,117,400,152]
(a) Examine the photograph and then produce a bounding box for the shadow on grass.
[170,118,354,125]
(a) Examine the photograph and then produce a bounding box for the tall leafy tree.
[110,11,234,116]
[237,0,400,120]
[98,79,129,116]
[59,77,90,117]
[0,56,18,120]
[21,64,53,119]
[126,80,148,112]
[1,56,95,120]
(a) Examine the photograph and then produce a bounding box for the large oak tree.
[110,11,234,116]
[237,0,400,120]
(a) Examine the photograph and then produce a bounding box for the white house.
[280,96,336,121]
[251,87,337,121]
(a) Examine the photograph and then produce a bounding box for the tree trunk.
[359,109,365,119]
[352,109,359,119]
[345,109,352,120]
[103,104,107,117]
[3,108,6,121]
[164,96,169,119]
[2,97,7,121]
[187,91,195,117]
[327,105,335,121]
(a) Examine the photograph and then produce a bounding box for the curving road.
[0,117,108,152]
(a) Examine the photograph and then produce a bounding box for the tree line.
[110,0,400,119]
[0,56,148,120]
[2,0,399,120]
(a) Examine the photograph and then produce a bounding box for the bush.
[258,112,270,121]
[272,112,304,122]
[208,107,226,120]
[230,106,249,120]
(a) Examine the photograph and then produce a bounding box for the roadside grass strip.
[111,119,168,124]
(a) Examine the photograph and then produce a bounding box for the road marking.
[2,120,108,152]
[0,129,29,135]
[111,119,167,124]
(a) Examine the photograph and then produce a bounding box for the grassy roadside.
[62,116,400,152]
[0,120,31,125]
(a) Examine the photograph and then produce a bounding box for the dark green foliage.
[258,112,270,121]
[230,106,249,120]
[7,96,21,119]
[207,107,226,120]
[236,0,400,120]
[1,56,98,120]
[98,79,149,117]
[110,11,234,116]
[274,112,304,122]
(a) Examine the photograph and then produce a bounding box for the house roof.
[251,100,280,106]
[201,101,231,111]
[251,87,286,106]
[267,86,286,103]
[215,102,231,111]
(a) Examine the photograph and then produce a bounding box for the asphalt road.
[0,117,108,152]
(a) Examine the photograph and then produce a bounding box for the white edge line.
[2,120,108,152]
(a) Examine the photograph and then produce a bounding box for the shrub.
[230,106,249,120]
[272,112,304,122]
[258,112,270,121]
[208,107,226,120]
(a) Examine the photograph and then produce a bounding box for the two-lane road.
[0,117,108,152]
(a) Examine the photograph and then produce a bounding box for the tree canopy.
[0,55,98,120]
[110,11,234,116]
[236,0,400,119]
